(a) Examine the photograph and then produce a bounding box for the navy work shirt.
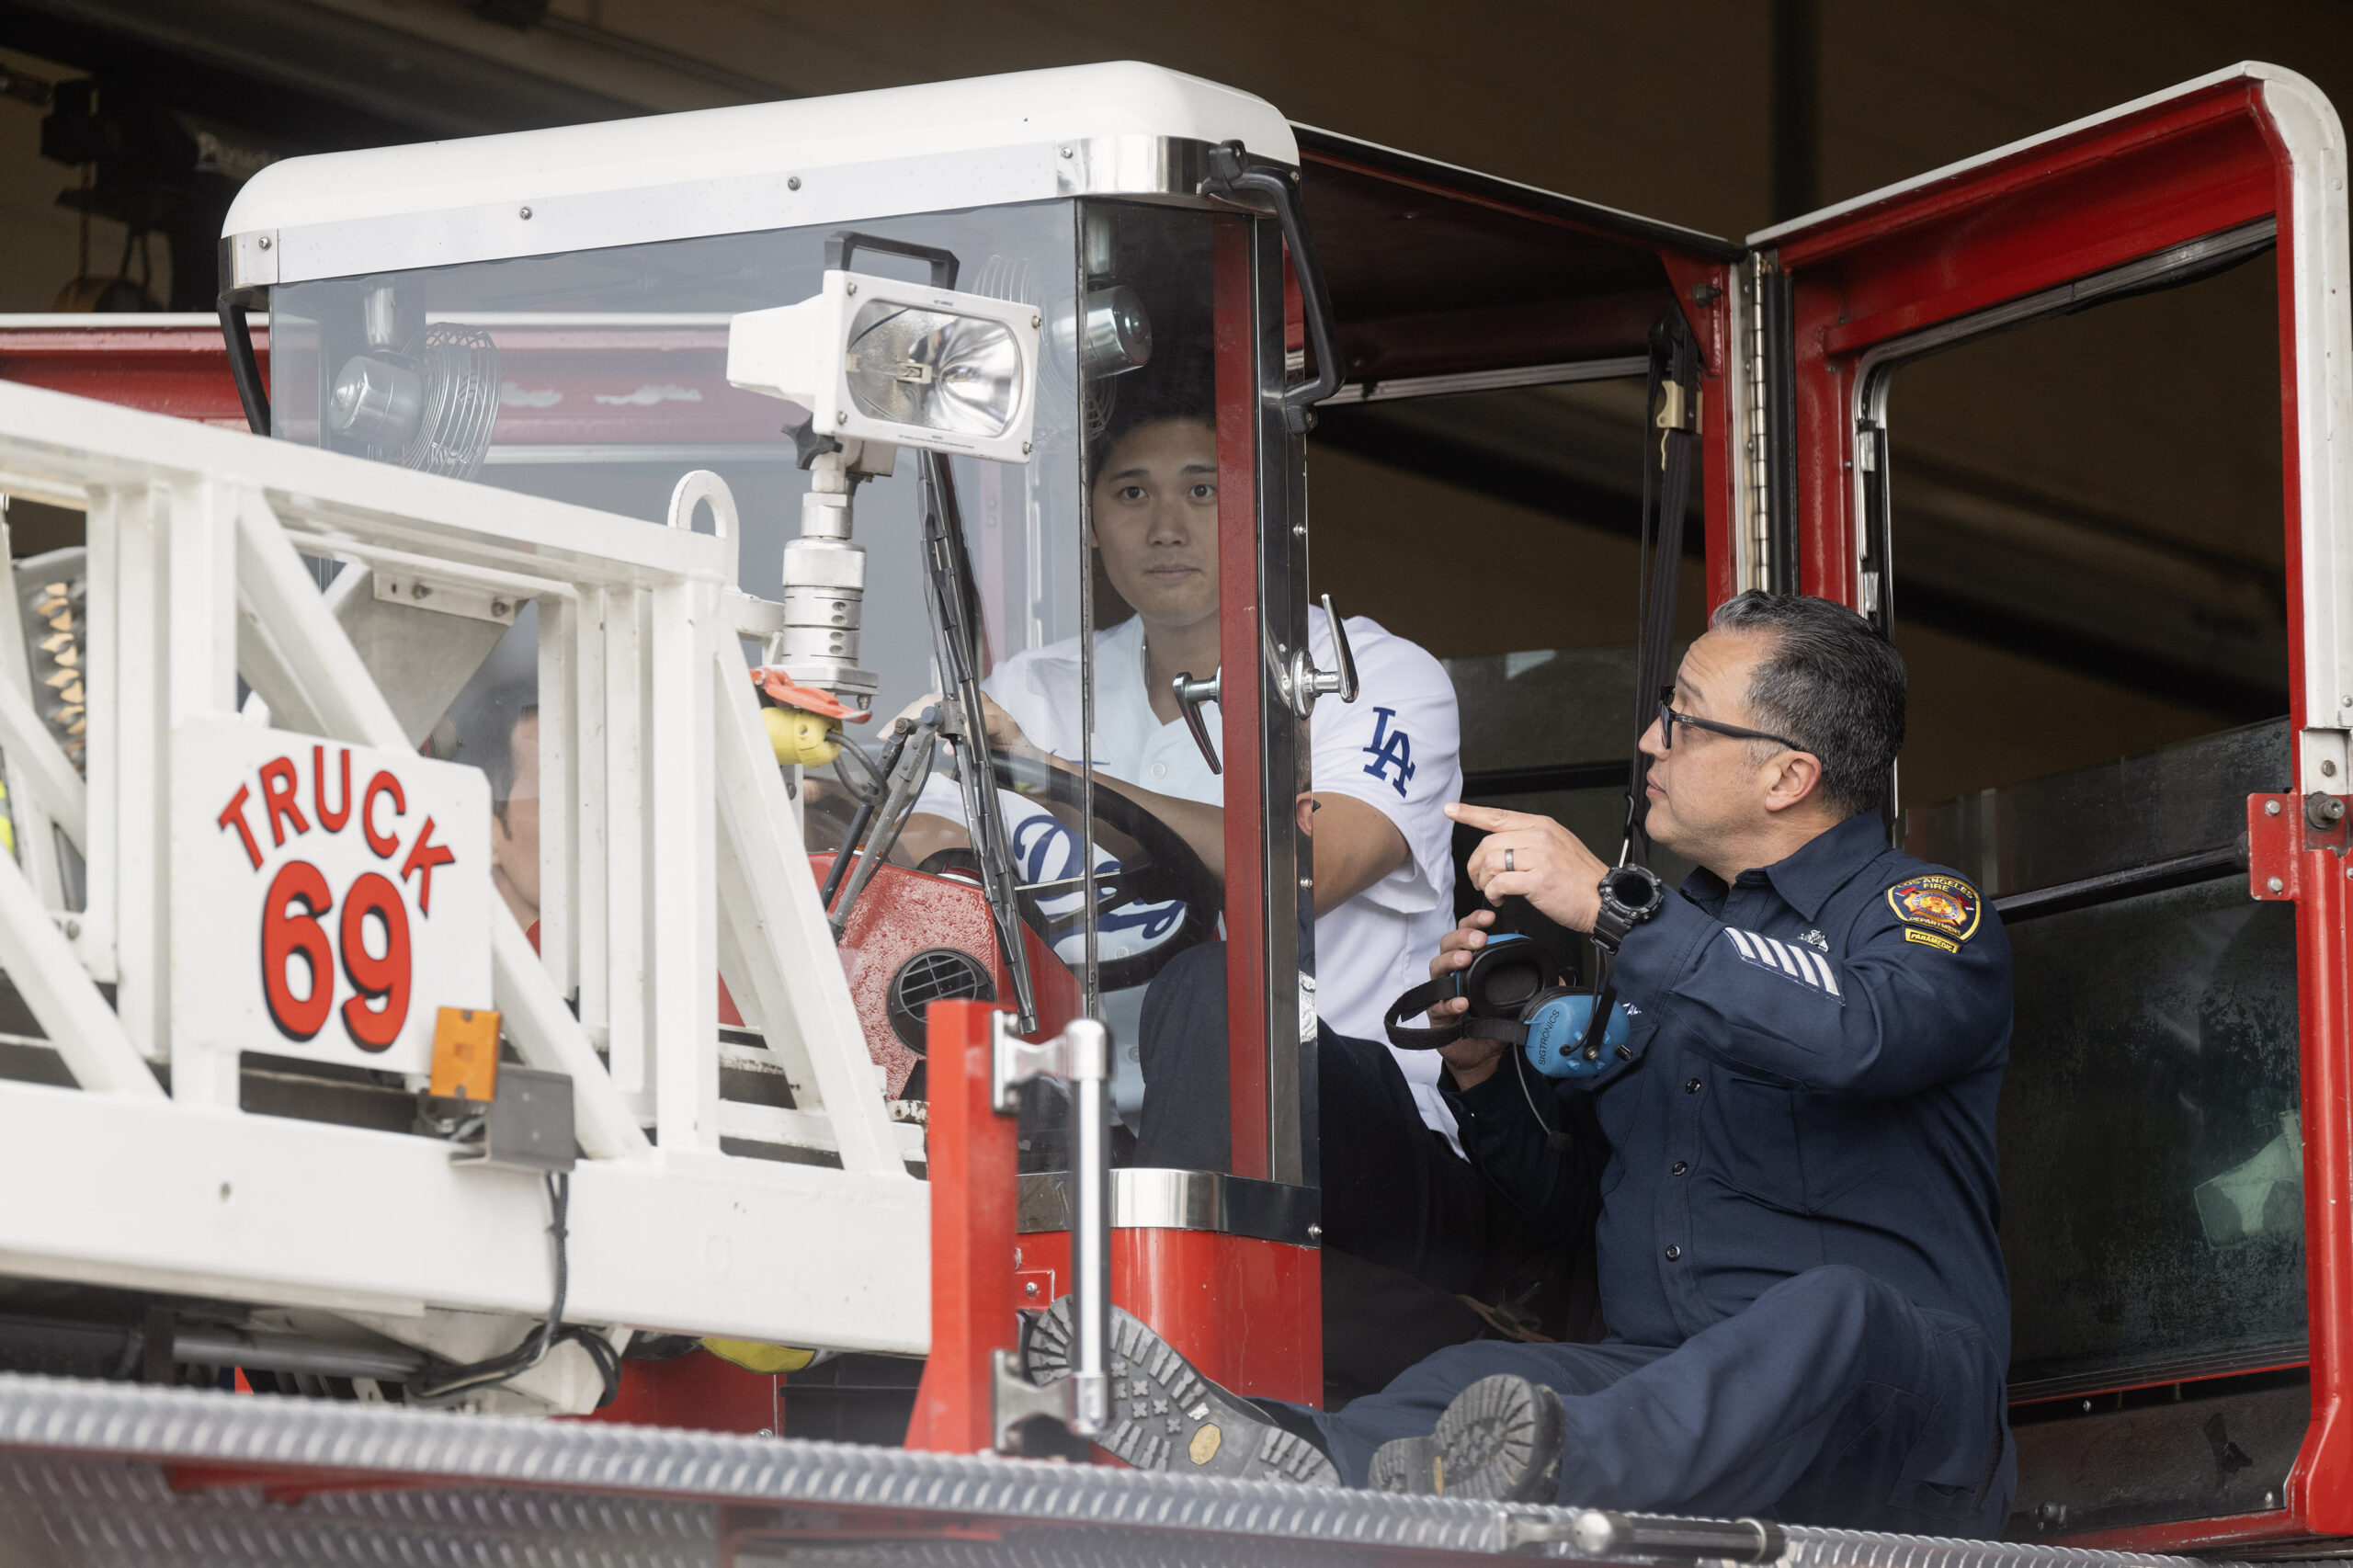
[1447,810,2012,1358]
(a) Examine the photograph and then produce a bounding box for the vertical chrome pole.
[1066,1016,1111,1435]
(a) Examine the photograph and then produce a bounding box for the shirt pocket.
[1791,1094,1884,1210]
[1716,1075,1808,1213]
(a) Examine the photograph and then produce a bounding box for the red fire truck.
[0,56,2339,1566]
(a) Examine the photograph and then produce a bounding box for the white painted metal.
[601,583,649,1108]
[164,481,243,1109]
[709,641,904,1172]
[221,62,1297,288]
[536,591,578,1006]
[0,1074,923,1348]
[0,629,85,855]
[0,375,926,1362]
[0,514,74,907]
[0,858,157,1099]
[2259,73,2353,793]
[106,483,166,1062]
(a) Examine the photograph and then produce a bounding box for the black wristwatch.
[1590,864,1667,951]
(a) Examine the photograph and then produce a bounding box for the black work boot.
[1024,1298,1338,1486]
[1370,1373,1565,1501]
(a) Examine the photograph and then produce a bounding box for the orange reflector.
[429,1006,502,1102]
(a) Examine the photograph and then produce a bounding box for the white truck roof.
[221,62,1295,290]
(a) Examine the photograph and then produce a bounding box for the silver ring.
[1504,847,1517,872]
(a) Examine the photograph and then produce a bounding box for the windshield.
[268,203,1090,1105]
[265,199,1298,1207]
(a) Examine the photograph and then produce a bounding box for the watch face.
[1604,867,1661,915]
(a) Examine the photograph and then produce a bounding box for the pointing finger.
[1445,801,1546,832]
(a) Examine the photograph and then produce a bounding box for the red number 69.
[259,861,414,1051]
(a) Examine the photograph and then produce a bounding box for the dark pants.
[1134,945,1580,1401]
[1302,1264,2016,1535]
[1135,944,1496,1295]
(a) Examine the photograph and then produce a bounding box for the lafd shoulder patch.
[1887,874,1981,942]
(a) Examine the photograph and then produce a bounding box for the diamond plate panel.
[0,1374,2262,1568]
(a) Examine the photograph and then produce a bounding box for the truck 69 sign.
[172,719,492,1076]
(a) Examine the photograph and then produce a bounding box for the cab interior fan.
[326,324,501,481]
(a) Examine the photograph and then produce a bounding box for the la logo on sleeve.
[1360,707,1415,798]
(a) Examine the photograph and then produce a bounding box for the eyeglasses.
[1654,686,1809,755]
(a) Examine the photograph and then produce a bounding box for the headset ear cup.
[1520,990,1620,1080]
[1518,988,1577,1076]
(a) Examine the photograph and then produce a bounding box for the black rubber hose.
[217,295,270,437]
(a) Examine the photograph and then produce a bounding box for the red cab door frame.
[1748,62,2353,1549]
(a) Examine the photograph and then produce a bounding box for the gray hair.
[1706,592,1905,814]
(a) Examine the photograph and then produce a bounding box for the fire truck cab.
[0,56,2343,1565]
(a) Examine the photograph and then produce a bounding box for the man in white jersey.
[901,396,1568,1394]
[903,405,1465,1145]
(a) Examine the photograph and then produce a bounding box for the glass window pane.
[271,202,1089,1138]
[1998,880,2302,1392]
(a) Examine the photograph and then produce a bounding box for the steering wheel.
[961,753,1222,992]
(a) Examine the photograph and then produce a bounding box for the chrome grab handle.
[1171,668,1222,775]
[991,1012,1112,1439]
[1287,593,1358,720]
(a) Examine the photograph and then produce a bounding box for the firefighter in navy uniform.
[1029,592,2016,1535]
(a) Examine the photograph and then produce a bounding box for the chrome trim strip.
[1317,356,1648,405]
[1017,1167,1319,1246]
[228,136,1261,291]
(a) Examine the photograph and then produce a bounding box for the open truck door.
[1744,63,2350,1551]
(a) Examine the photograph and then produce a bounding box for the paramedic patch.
[1887,874,1982,942]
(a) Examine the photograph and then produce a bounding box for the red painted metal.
[1773,77,2279,605]
[1646,256,1738,616]
[0,320,266,427]
[1211,213,1269,1182]
[167,1354,778,1499]
[0,319,790,444]
[1015,1229,1320,1405]
[2058,1508,2306,1554]
[585,1348,779,1433]
[1654,256,1730,380]
[803,855,1081,1099]
[2251,795,2310,902]
[2256,86,2353,1534]
[165,1463,435,1503]
[2268,776,2353,1535]
[722,1506,1006,1562]
[904,999,1016,1454]
[1761,73,2348,1547]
